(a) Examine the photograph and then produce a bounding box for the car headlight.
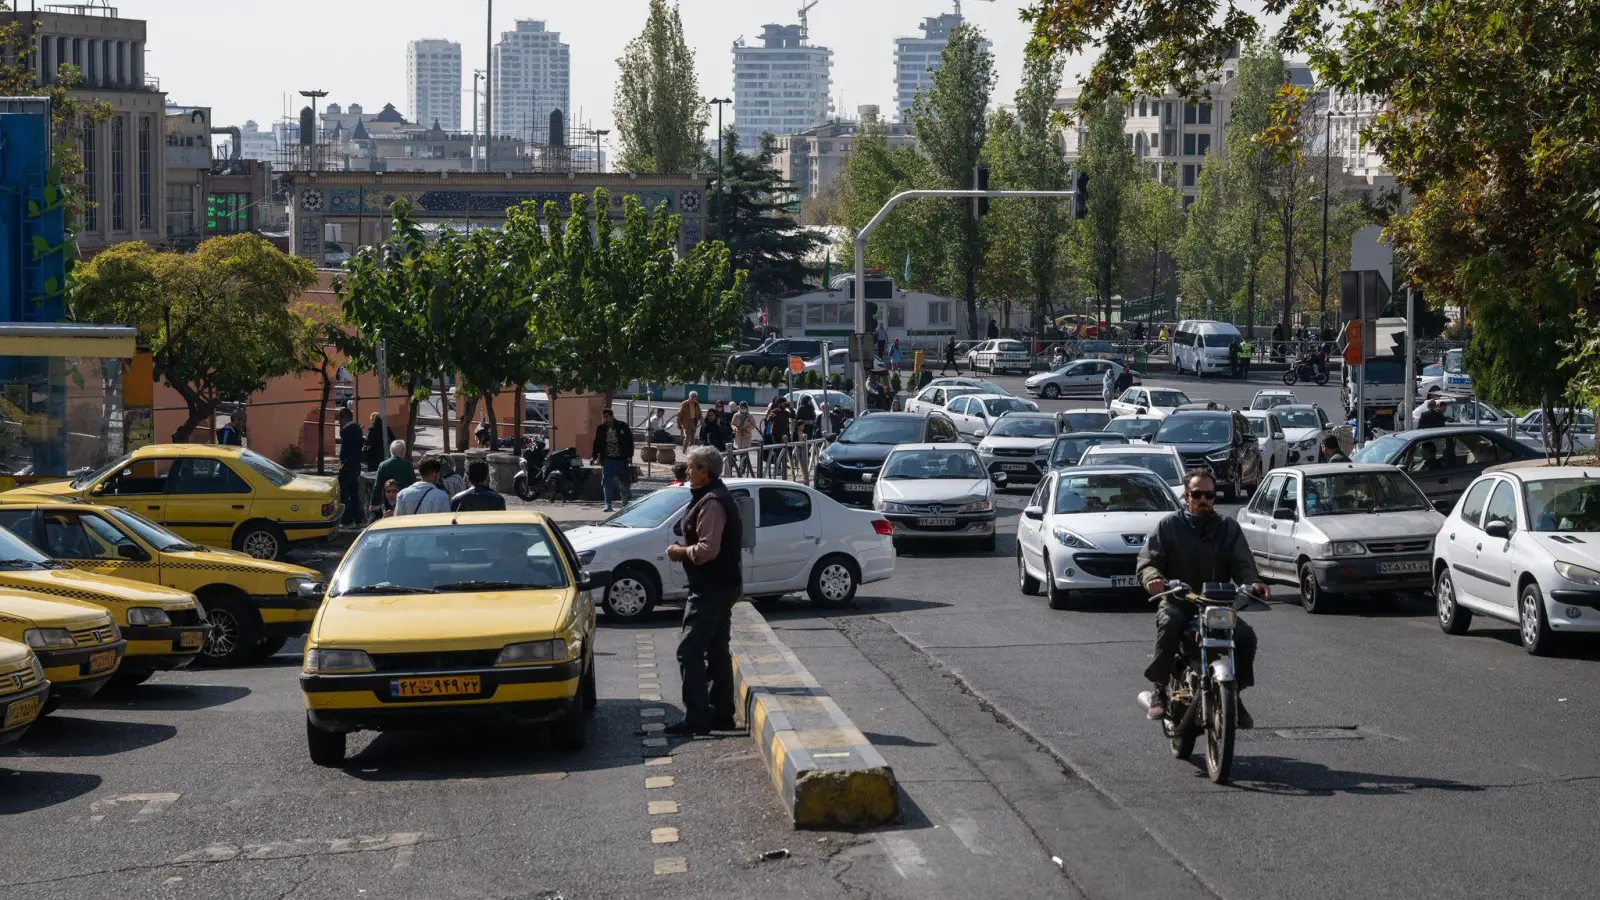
[1052,527,1095,549]
[958,498,994,513]
[1297,439,1317,451]
[125,607,172,627]
[577,549,596,566]
[303,648,374,673]
[22,628,75,651]
[1330,541,1366,556]
[881,500,912,513]
[284,576,312,596]
[496,639,570,665]
[1207,450,1232,463]
[1554,561,1600,586]
[29,656,45,683]
[818,449,834,465]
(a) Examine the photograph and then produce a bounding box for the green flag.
[822,251,831,287]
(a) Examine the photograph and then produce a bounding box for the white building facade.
[491,20,570,145]
[407,39,462,132]
[894,13,988,122]
[732,23,833,152]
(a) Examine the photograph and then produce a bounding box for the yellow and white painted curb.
[729,602,899,828]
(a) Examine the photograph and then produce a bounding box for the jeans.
[678,585,738,727]
[601,458,629,507]
[1143,602,1257,690]
[338,462,364,524]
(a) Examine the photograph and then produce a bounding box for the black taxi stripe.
[6,585,130,604]
[66,560,155,569]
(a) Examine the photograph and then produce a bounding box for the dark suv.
[1151,410,1263,501]
[733,338,824,372]
[814,412,962,506]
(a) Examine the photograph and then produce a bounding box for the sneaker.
[1145,686,1167,720]
[1236,698,1254,730]
[603,505,614,512]
[663,721,711,737]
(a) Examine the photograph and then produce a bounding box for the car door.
[1266,414,1287,470]
[1442,477,1495,604]
[1017,475,1052,576]
[1449,433,1519,497]
[751,487,820,589]
[94,457,177,525]
[34,509,155,581]
[911,387,943,415]
[164,457,255,549]
[946,397,979,438]
[1269,473,1303,573]
[1473,479,1521,612]
[1399,435,1457,507]
[1239,473,1286,576]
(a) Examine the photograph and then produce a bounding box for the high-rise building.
[407,39,462,132]
[491,20,570,145]
[732,23,833,152]
[894,13,988,122]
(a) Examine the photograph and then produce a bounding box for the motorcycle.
[1136,581,1271,785]
[534,447,590,502]
[512,436,549,501]
[1281,356,1330,386]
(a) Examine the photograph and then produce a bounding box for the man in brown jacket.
[675,391,702,450]
[663,445,743,735]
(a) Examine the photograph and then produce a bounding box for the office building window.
[137,116,151,229]
[1182,164,1196,187]
[1184,133,1196,156]
[81,123,98,230]
[110,117,125,231]
[1196,133,1211,157]
[1182,195,1195,212]
[1184,103,1196,124]
[1198,103,1213,125]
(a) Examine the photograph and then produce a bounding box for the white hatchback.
[1110,386,1192,418]
[565,478,895,621]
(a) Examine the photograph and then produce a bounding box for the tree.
[1175,149,1243,319]
[1221,46,1284,336]
[613,0,705,174]
[1254,83,1327,338]
[707,129,821,307]
[289,301,360,475]
[1076,98,1138,331]
[910,23,996,336]
[831,111,941,289]
[1121,173,1182,324]
[73,236,313,441]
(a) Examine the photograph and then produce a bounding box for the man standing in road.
[590,408,635,512]
[1419,398,1448,429]
[1102,365,1117,409]
[393,457,451,516]
[875,320,889,361]
[371,440,416,517]
[663,446,743,736]
[675,392,702,451]
[336,408,364,526]
[1238,336,1254,377]
[1321,434,1351,463]
[451,460,507,512]
[1228,338,1241,378]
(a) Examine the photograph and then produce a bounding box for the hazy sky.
[111,0,1091,147]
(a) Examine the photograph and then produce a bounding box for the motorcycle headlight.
[958,498,994,513]
[577,549,596,566]
[125,607,172,627]
[303,648,374,673]
[1052,527,1095,549]
[1330,541,1366,556]
[1202,607,1237,629]
[496,639,570,665]
[22,628,75,651]
[1554,561,1600,586]
[284,576,313,596]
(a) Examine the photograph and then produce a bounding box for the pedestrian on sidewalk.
[377,479,399,519]
[730,402,757,475]
[1102,365,1117,409]
[364,413,394,473]
[675,392,702,451]
[647,407,666,442]
[438,457,468,496]
[1321,434,1350,463]
[451,460,507,512]
[795,394,818,442]
[664,446,743,736]
[888,338,904,373]
[370,440,415,516]
[1419,398,1448,429]
[394,457,450,516]
[875,320,889,360]
[336,408,365,525]
[217,410,244,446]
[942,338,961,375]
[590,408,635,511]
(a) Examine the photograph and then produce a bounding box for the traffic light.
[974,166,990,216]
[1391,328,1408,360]
[1072,170,1089,220]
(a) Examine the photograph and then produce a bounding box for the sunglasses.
[1188,490,1217,500]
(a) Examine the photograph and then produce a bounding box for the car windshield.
[73,452,132,488]
[1352,434,1409,464]
[1082,453,1182,486]
[1105,418,1160,439]
[0,524,55,565]
[1054,473,1177,513]
[1444,349,1466,374]
[1303,471,1432,516]
[983,397,1035,416]
[882,449,985,480]
[991,417,1058,438]
[103,507,200,551]
[838,417,924,445]
[1050,435,1127,465]
[1154,416,1233,444]
[1423,363,1443,376]
[1060,411,1110,431]
[1245,417,1271,438]
[602,488,690,528]
[1524,479,1600,532]
[996,341,1026,352]
[238,450,296,487]
[1252,395,1293,409]
[1276,409,1322,429]
[1148,390,1190,408]
[330,524,570,595]
[1202,332,1237,347]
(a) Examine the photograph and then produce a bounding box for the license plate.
[1110,576,1139,587]
[4,696,40,728]
[180,630,205,649]
[88,650,118,674]
[1001,463,1030,472]
[391,675,482,698]
[843,483,873,492]
[916,517,958,527]
[1377,560,1429,574]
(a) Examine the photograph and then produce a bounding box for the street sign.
[849,333,873,362]
[1343,321,1363,366]
[1340,271,1390,321]
[788,355,805,374]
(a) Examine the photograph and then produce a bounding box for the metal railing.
[721,438,828,485]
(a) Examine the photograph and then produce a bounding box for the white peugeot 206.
[565,478,895,622]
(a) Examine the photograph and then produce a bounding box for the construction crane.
[953,0,996,16]
[798,1,818,41]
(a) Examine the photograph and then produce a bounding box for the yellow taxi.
[0,502,320,667]
[299,511,603,766]
[0,590,125,705]
[0,637,50,746]
[0,515,206,684]
[1,444,341,560]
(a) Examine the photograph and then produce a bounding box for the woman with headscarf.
[795,394,818,441]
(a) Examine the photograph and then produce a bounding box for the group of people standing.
[335,407,505,525]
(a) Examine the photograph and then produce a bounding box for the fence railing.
[721,438,828,485]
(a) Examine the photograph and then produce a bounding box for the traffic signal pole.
[851,189,1076,414]
[1402,284,1416,423]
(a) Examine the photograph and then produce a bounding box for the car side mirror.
[1272,507,1297,521]
[297,582,327,602]
[974,429,987,438]
[1484,519,1511,539]
[578,570,613,591]
[116,542,149,562]
[1023,505,1044,520]
[89,483,104,496]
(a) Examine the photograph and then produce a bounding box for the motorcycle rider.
[1136,469,1267,728]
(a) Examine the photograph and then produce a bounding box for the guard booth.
[0,324,143,488]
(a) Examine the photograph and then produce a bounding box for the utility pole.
[484,0,494,173]
[586,128,609,173]
[708,98,732,235]
[1319,90,1333,334]
[472,70,484,172]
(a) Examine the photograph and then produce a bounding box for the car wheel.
[808,555,859,608]
[306,715,346,767]
[602,565,659,621]
[978,533,996,553]
[1299,561,1333,614]
[1018,545,1040,595]
[234,521,287,561]
[1044,553,1074,610]
[1042,383,1060,399]
[581,652,598,713]
[250,636,290,663]
[1519,582,1556,655]
[550,695,588,751]
[1436,568,1471,634]
[195,594,263,667]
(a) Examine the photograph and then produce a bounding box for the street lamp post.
[298,89,327,171]
[708,98,731,236]
[1319,95,1333,335]
[472,70,485,172]
[484,0,494,173]
[586,128,609,174]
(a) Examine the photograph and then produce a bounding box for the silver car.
[1237,463,1445,613]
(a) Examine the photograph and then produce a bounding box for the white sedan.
[802,348,883,375]
[967,339,1032,375]
[924,377,1013,396]
[1434,467,1600,654]
[565,478,895,620]
[1242,410,1289,472]
[904,384,988,416]
[1025,359,1137,400]
[1109,386,1192,418]
[945,393,1040,440]
[874,443,1002,551]
[1078,443,1187,502]
[1272,404,1335,464]
[1016,466,1180,610]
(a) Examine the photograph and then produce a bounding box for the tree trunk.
[404,377,420,449]
[1281,205,1296,341]
[457,396,478,449]
[315,368,332,475]
[513,382,524,447]
[171,397,216,443]
[484,392,499,448]
[440,369,452,454]
[1246,211,1260,338]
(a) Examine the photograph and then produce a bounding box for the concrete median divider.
[729,601,899,828]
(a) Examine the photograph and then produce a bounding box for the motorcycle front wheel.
[1205,680,1238,784]
[514,472,533,501]
[1281,369,1298,386]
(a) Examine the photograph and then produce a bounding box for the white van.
[1172,320,1243,377]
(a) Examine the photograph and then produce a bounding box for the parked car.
[1058,407,1116,433]
[1110,386,1192,418]
[1407,396,1513,429]
[1241,411,1289,473]
[1016,466,1180,609]
[802,347,883,375]
[566,479,895,621]
[1352,426,1542,510]
[924,377,1013,396]
[1434,468,1600,653]
[1514,409,1597,454]
[1240,464,1444,613]
[1151,410,1264,502]
[1103,413,1165,443]
[904,384,988,416]
[967,339,1032,375]
[873,443,1002,551]
[1250,389,1298,411]
[813,412,963,507]
[1025,359,1138,400]
[0,638,48,746]
[945,394,1040,440]
[0,591,123,706]
[976,413,1062,486]
[1046,432,1131,469]
[1078,444,1187,502]
[1272,404,1336,464]
[733,337,826,372]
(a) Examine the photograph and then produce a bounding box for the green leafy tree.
[1121,173,1182,324]
[613,0,705,174]
[707,129,820,308]
[1222,46,1284,335]
[289,301,360,474]
[1076,98,1138,331]
[1175,149,1243,320]
[831,111,940,288]
[73,236,314,441]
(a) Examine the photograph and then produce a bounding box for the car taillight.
[872,519,893,536]
[321,502,335,517]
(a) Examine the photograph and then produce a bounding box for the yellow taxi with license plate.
[0,516,205,684]
[0,502,320,667]
[0,591,124,705]
[0,637,50,746]
[0,444,341,561]
[299,511,604,766]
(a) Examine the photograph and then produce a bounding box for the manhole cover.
[1273,727,1363,740]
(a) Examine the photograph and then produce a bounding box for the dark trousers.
[1143,603,1257,690]
[338,462,364,524]
[678,584,738,727]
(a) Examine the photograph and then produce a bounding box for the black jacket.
[365,423,395,469]
[682,480,743,592]
[591,420,634,461]
[1136,510,1261,595]
[339,421,364,465]
[451,485,507,512]
[1418,409,1448,429]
